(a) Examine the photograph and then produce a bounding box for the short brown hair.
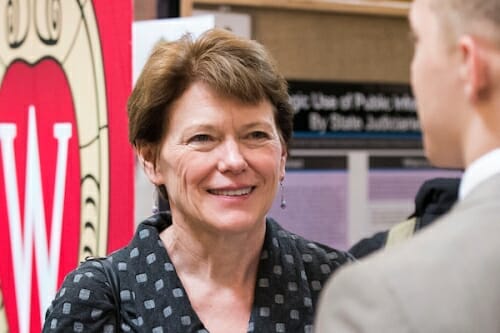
[127,28,293,200]
[128,28,293,159]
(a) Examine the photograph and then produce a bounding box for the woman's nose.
[217,139,248,174]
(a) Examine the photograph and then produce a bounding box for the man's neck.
[459,148,500,199]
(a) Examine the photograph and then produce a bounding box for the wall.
[193,3,413,83]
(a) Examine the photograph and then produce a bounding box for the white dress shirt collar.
[459,148,500,200]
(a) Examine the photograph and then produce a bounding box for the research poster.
[268,80,461,250]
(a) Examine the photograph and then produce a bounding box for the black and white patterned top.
[43,213,351,332]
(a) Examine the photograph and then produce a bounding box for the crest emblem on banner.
[0,1,132,332]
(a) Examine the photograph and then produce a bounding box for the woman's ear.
[136,145,164,185]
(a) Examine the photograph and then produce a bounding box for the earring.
[280,181,286,209]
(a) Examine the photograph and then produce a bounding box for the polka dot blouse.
[43,213,351,332]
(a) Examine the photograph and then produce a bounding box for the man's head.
[409,0,500,169]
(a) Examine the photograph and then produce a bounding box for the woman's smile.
[207,186,255,197]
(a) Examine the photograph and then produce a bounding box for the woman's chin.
[202,210,265,235]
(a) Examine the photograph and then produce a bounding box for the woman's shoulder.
[43,214,171,332]
[265,217,353,267]
[102,213,169,261]
[43,259,118,332]
[57,258,114,293]
[261,217,353,309]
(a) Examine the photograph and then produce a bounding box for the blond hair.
[430,0,500,46]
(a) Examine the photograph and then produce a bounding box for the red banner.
[0,1,133,332]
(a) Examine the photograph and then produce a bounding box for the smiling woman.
[144,83,285,238]
[43,28,352,333]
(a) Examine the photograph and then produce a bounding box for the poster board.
[266,80,461,249]
[0,1,133,331]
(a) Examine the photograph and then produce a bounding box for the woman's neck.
[159,219,265,286]
[159,219,265,333]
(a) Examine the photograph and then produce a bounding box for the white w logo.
[0,105,72,333]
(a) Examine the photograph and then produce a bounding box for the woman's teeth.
[209,187,253,196]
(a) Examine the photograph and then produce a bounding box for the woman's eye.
[248,131,269,140]
[188,134,212,143]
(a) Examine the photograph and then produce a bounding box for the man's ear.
[459,35,490,103]
[136,145,164,185]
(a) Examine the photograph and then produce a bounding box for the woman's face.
[146,82,287,235]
